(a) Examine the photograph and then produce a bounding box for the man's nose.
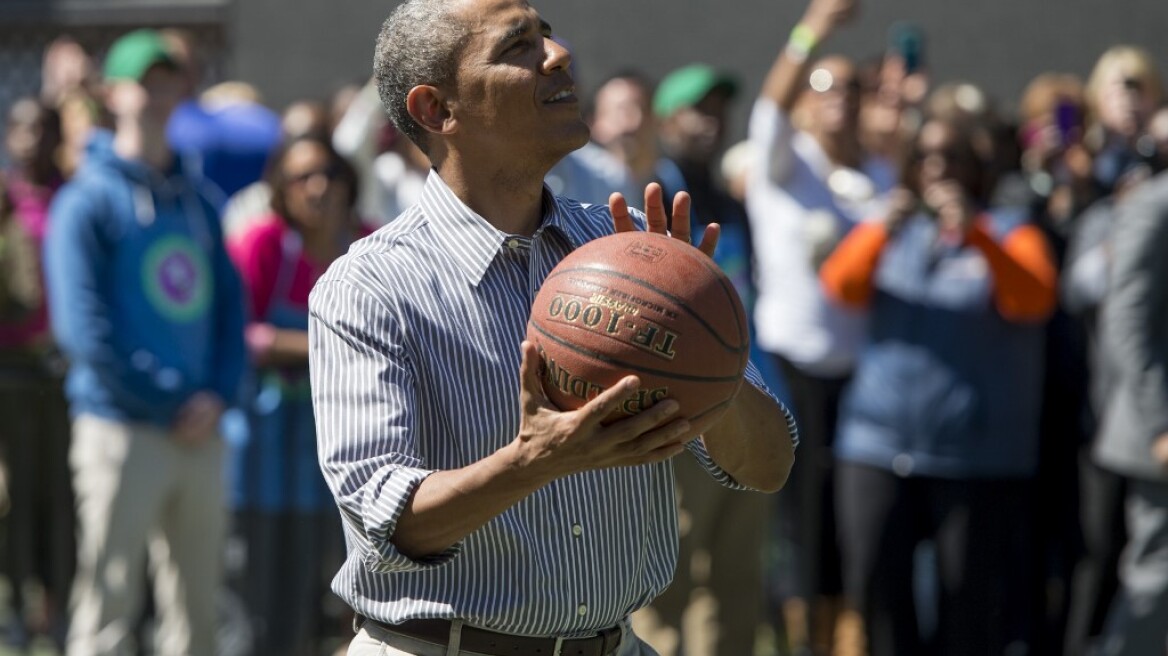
[542,37,572,75]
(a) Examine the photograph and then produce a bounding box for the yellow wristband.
[786,24,818,62]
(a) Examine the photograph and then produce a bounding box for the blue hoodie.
[45,130,246,427]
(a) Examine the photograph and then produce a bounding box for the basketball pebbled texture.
[526,231,750,422]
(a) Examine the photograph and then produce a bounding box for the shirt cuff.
[360,466,462,573]
[686,360,800,488]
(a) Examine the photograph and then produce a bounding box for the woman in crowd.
[226,134,363,655]
[1084,46,1162,195]
[0,98,71,651]
[820,113,1057,656]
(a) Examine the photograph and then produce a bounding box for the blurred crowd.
[2,0,1168,653]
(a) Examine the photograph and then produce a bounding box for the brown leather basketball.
[527,231,749,422]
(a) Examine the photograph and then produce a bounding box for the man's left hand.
[173,391,225,445]
[610,182,720,258]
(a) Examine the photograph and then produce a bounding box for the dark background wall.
[2,0,1166,145]
[232,0,1168,139]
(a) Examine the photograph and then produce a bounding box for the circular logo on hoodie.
[142,235,211,322]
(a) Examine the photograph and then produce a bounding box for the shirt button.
[507,238,520,249]
[571,523,583,537]
[577,604,588,616]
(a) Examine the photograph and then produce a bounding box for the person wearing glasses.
[225,134,365,654]
[744,0,895,652]
[820,112,1057,656]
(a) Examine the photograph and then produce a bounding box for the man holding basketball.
[308,0,797,654]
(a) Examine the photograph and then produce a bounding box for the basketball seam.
[529,320,744,383]
[545,265,748,355]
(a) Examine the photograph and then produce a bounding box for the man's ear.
[406,85,455,137]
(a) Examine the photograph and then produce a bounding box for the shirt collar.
[419,170,594,286]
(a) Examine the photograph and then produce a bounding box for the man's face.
[106,64,186,128]
[1097,65,1156,139]
[591,77,655,158]
[805,57,861,137]
[444,0,589,164]
[662,89,729,165]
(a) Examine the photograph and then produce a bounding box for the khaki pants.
[66,414,226,656]
[633,455,769,656]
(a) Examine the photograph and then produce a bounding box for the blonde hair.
[1086,46,1163,115]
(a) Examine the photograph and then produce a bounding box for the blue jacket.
[45,130,246,427]
[834,210,1046,478]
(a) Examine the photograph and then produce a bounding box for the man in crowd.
[745,0,893,650]
[1092,170,1168,655]
[308,1,798,655]
[45,29,245,655]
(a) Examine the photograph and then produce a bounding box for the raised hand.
[800,0,859,38]
[609,182,720,258]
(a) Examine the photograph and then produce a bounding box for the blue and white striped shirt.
[308,171,795,637]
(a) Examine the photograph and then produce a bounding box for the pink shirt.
[228,215,371,323]
[0,174,59,349]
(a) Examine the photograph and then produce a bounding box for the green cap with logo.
[653,63,739,118]
[103,29,176,82]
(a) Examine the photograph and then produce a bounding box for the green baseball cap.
[103,29,177,82]
[653,63,739,118]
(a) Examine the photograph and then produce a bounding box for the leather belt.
[358,615,623,656]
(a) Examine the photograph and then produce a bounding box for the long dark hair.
[899,117,994,206]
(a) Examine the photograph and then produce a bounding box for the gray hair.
[374,0,469,152]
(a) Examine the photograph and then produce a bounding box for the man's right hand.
[800,0,858,40]
[510,341,694,485]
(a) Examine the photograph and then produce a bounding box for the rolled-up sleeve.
[749,98,798,185]
[308,275,461,572]
[687,359,799,488]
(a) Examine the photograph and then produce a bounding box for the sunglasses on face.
[285,162,343,187]
[1122,77,1145,93]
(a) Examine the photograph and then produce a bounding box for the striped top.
[308,170,797,637]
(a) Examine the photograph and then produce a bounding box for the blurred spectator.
[1060,102,1168,656]
[1084,46,1163,194]
[820,114,1056,656]
[1011,72,1099,656]
[859,24,930,167]
[590,71,660,189]
[328,81,365,136]
[1018,73,1097,235]
[223,100,333,239]
[162,29,282,206]
[43,29,245,655]
[332,81,431,225]
[1091,170,1168,656]
[0,98,72,651]
[167,80,282,206]
[40,36,95,110]
[744,0,893,651]
[225,134,359,656]
[631,62,771,656]
[44,36,108,181]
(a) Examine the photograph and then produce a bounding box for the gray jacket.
[1095,172,1168,481]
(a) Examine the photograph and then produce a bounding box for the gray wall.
[232,0,1168,139]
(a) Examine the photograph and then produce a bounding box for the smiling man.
[308,1,798,655]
